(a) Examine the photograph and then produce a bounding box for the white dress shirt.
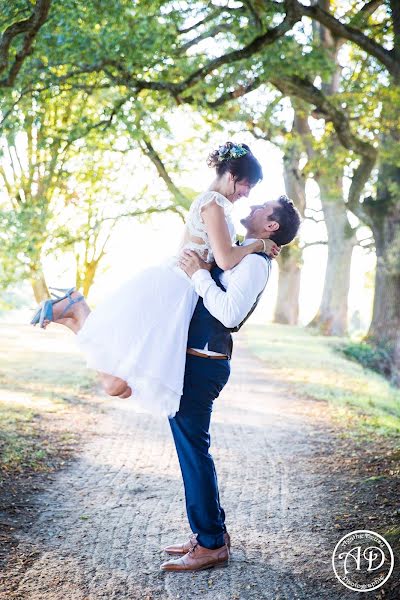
[189,238,271,355]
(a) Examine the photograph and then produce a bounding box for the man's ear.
[265,220,279,233]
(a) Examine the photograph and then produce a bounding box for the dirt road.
[1,335,398,599]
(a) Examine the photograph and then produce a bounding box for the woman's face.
[224,173,254,202]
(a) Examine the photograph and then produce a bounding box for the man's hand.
[178,250,213,277]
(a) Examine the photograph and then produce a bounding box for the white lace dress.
[76,191,236,418]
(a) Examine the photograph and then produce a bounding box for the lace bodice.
[178,191,236,264]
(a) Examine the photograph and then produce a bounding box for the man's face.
[240,201,278,235]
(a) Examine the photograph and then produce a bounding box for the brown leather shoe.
[160,540,229,572]
[163,532,231,555]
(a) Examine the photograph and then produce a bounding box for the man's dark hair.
[269,195,301,246]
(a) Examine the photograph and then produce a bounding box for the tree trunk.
[30,267,49,303]
[367,227,400,383]
[308,1,355,336]
[274,242,302,324]
[364,6,400,383]
[310,184,356,336]
[76,256,99,299]
[274,108,306,325]
[366,155,400,383]
[82,261,98,298]
[368,237,400,343]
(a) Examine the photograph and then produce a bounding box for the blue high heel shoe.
[30,287,85,328]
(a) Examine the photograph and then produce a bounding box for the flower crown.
[217,143,249,162]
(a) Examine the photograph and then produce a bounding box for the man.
[160,195,301,572]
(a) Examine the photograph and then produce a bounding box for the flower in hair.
[217,143,248,162]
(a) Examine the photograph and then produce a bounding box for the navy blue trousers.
[168,354,231,550]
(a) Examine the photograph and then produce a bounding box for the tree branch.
[391,0,400,63]
[242,0,264,30]
[102,205,185,222]
[0,0,52,87]
[292,0,399,78]
[207,79,263,108]
[137,133,188,208]
[357,0,384,19]
[271,74,377,223]
[177,23,232,53]
[305,207,324,214]
[304,208,325,223]
[270,74,377,160]
[358,237,374,247]
[346,156,376,224]
[178,8,224,35]
[302,240,328,247]
[58,2,298,99]
[55,205,185,250]
[176,3,300,95]
[305,215,324,223]
[202,72,377,223]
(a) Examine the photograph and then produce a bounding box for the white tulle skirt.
[76,257,198,418]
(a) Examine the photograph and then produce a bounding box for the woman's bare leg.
[42,292,132,398]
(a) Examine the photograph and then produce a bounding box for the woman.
[31,142,279,418]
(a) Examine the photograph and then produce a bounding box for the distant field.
[245,324,400,438]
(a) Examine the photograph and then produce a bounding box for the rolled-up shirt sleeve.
[191,255,270,328]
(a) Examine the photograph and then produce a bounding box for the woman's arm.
[179,249,270,328]
[201,199,270,270]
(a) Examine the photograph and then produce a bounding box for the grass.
[382,525,400,558]
[0,323,97,478]
[244,324,400,439]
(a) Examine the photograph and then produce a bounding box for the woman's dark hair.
[269,195,301,246]
[207,141,263,185]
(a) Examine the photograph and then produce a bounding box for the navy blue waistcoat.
[187,253,270,359]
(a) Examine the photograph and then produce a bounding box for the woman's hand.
[259,239,281,259]
[178,250,213,277]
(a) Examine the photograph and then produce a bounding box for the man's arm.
[179,250,270,328]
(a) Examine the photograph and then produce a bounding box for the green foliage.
[340,341,392,378]
[0,88,99,288]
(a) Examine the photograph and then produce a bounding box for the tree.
[0,87,129,301]
[0,0,52,88]
[277,108,307,326]
[0,90,79,301]
[303,0,400,380]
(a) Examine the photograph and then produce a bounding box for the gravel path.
[1,335,393,599]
